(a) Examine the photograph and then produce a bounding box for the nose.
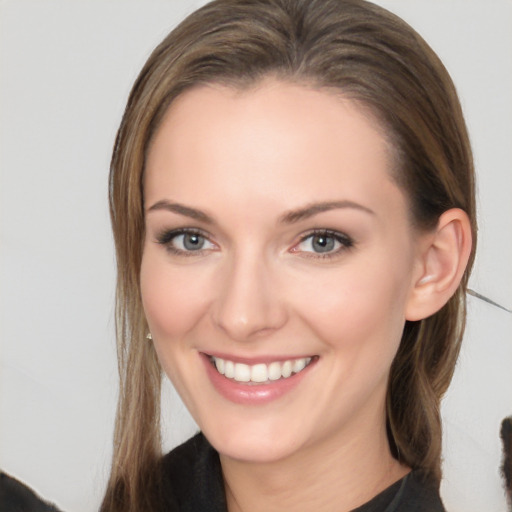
[211,251,288,342]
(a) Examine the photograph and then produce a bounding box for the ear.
[405,208,472,321]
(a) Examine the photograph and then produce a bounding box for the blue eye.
[295,230,353,256]
[175,233,207,251]
[156,229,215,255]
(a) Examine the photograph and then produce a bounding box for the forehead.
[144,80,404,220]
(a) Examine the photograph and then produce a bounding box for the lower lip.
[201,354,316,405]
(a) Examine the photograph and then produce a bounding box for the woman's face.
[141,80,425,463]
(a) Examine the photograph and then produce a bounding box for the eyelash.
[155,228,215,256]
[155,228,354,259]
[293,229,354,259]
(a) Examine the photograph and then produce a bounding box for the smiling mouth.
[208,355,316,384]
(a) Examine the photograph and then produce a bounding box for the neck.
[220,421,409,512]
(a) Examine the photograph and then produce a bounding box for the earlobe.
[406,208,472,321]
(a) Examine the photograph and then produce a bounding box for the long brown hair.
[101,0,477,510]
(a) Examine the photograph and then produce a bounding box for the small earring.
[418,275,434,285]
[146,332,153,340]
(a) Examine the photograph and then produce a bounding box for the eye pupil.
[183,233,204,250]
[312,235,335,253]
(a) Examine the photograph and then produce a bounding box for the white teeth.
[215,358,225,375]
[281,360,292,378]
[293,358,307,373]
[211,356,312,383]
[234,363,251,382]
[268,361,282,381]
[251,363,268,383]
[225,360,235,379]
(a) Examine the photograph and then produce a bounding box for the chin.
[213,436,303,464]
[202,416,307,464]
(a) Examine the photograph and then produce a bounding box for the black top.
[161,432,447,512]
[0,472,62,512]
[0,433,446,511]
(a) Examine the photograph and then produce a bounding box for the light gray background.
[1,1,511,511]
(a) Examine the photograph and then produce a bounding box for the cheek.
[140,253,213,339]
[288,260,409,358]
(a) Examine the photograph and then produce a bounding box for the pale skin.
[140,79,472,511]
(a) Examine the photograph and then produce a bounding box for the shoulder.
[0,472,63,512]
[160,432,226,512]
[389,470,446,512]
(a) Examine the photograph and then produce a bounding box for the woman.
[101,0,475,510]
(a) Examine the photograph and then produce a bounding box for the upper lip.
[202,351,317,365]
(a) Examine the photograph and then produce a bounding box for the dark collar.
[161,432,445,512]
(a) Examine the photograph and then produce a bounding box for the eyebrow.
[146,199,374,224]
[147,200,214,223]
[278,200,375,224]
